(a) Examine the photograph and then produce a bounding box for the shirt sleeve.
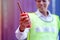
[15,25,30,40]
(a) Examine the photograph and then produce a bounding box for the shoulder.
[52,14,59,18]
[28,12,36,16]
[52,14,59,22]
[28,12,35,14]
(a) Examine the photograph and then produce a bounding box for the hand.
[19,12,31,32]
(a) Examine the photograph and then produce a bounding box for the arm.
[15,26,30,40]
[15,12,31,40]
[16,2,31,40]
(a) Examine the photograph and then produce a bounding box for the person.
[15,0,60,40]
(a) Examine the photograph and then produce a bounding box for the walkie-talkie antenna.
[17,1,23,13]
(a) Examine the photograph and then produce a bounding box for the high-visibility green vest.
[27,13,59,40]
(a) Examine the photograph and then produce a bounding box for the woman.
[15,0,60,40]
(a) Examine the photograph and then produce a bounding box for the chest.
[30,16,58,33]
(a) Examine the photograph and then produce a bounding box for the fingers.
[20,12,29,21]
[20,12,28,16]
[20,15,29,21]
[20,16,31,28]
[20,12,31,28]
[20,17,30,24]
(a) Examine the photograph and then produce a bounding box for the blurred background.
[0,0,60,40]
[0,0,2,40]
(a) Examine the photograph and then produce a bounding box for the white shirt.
[15,10,53,40]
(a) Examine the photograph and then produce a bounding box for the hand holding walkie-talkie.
[17,1,31,32]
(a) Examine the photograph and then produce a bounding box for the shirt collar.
[35,9,53,22]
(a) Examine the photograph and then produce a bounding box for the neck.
[39,10,48,17]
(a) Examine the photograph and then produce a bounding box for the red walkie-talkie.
[17,1,31,28]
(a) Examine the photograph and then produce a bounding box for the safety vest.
[27,13,59,40]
